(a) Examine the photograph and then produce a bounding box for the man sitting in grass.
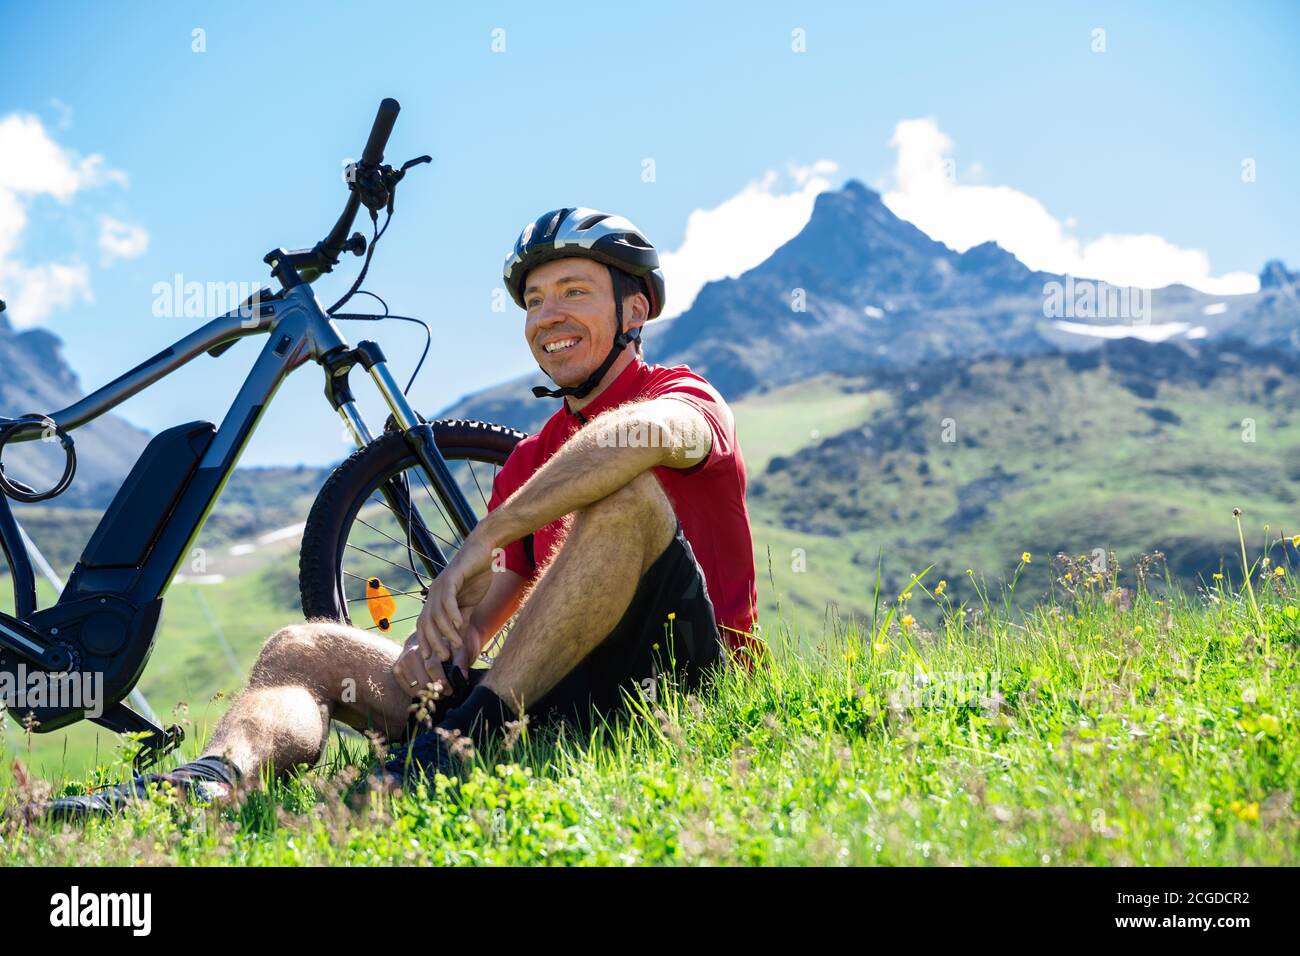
[19,207,760,821]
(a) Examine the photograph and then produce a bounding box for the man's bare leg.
[9,622,424,820]
[482,469,677,714]
[198,622,418,782]
[204,468,673,783]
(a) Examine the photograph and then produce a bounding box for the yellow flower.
[667,612,676,620]
[935,580,947,596]
[1229,799,1260,822]
[1291,534,1300,548]
[1262,557,1271,568]
[901,614,915,628]
[1021,551,1031,564]
[965,568,974,576]
[1064,571,1073,581]
[1213,572,1224,581]
[872,640,889,655]
[899,590,913,602]
[1274,566,1286,578]
[1133,625,1144,635]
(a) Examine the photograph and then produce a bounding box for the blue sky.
[2,0,1297,466]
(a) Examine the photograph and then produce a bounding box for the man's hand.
[392,631,452,696]
[414,534,496,675]
[391,560,528,699]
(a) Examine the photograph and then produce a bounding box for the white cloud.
[98,216,150,265]
[657,159,838,319]
[0,113,126,200]
[0,112,129,328]
[0,261,93,323]
[882,117,1258,295]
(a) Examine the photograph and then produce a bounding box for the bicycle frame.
[0,282,478,755]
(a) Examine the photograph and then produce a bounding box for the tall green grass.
[2,533,1295,866]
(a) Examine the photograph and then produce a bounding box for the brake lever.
[381,156,432,214]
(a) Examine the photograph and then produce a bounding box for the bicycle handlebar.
[281,98,402,285]
[325,98,401,255]
[361,97,400,167]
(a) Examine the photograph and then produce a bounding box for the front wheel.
[299,419,525,646]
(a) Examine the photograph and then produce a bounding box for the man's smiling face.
[523,257,645,387]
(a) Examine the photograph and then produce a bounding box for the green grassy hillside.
[3,556,1296,866]
[746,339,1300,621]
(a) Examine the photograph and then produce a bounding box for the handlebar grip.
[360,98,400,167]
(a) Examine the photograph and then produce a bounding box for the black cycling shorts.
[408,522,723,737]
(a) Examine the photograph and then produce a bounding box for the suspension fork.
[322,341,478,586]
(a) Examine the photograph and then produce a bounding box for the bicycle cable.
[0,414,77,502]
[330,298,433,397]
[326,153,430,317]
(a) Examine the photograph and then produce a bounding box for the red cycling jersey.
[486,358,760,659]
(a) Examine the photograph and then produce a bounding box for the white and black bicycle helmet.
[503,207,666,399]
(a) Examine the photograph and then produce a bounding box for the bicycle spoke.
[364,611,422,632]
[354,511,453,562]
[466,460,490,511]
[340,569,428,600]
[410,468,465,548]
[344,541,441,578]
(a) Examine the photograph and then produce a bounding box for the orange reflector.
[366,577,397,631]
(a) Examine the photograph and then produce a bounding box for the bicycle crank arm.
[0,613,71,670]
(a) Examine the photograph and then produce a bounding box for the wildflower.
[1133,625,1144,635]
[935,580,946,596]
[1228,799,1259,822]
[1213,572,1223,581]
[1262,557,1271,569]
[1064,572,1073,581]
[667,612,676,621]
[965,568,974,576]
[502,713,531,750]
[873,640,889,655]
[1292,534,1300,548]
[901,614,915,628]
[1021,552,1031,564]
[1275,566,1286,578]
[899,590,913,602]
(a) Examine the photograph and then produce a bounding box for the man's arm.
[474,397,712,554]
[414,397,712,661]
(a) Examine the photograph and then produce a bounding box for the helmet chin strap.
[531,268,641,401]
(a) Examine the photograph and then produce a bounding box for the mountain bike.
[0,99,524,768]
